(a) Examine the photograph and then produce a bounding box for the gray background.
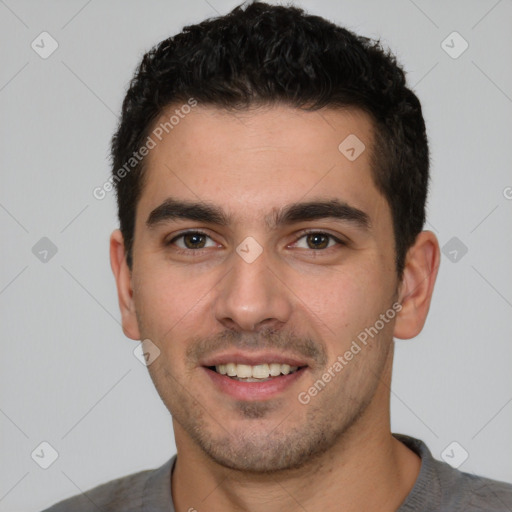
[1,0,511,510]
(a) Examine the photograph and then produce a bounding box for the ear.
[394,231,440,340]
[110,229,141,340]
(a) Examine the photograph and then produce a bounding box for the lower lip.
[203,367,307,401]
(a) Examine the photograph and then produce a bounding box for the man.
[43,1,512,511]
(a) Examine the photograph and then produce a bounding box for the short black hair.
[111,1,429,275]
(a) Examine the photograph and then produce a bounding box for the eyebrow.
[269,199,370,230]
[146,198,371,230]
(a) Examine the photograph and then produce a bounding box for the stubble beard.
[145,321,394,474]
[161,355,388,474]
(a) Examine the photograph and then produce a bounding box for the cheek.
[296,265,386,332]
[132,266,211,343]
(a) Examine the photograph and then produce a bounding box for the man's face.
[127,105,401,472]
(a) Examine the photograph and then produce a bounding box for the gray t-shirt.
[41,434,512,511]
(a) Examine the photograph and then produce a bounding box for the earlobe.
[393,231,440,340]
[109,229,141,340]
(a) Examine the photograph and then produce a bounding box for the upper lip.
[200,351,309,368]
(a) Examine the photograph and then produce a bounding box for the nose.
[213,247,294,333]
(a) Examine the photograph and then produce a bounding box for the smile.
[203,364,308,401]
[211,363,301,381]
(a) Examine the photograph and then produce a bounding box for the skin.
[110,104,440,512]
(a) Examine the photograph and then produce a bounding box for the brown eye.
[293,232,342,250]
[168,231,215,250]
[182,233,207,249]
[305,233,330,249]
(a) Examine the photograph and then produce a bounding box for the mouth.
[207,363,304,382]
[201,355,309,401]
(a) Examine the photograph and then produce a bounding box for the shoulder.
[395,434,512,512]
[432,456,512,511]
[40,457,175,512]
[453,470,512,511]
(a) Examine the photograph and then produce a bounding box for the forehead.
[138,104,385,224]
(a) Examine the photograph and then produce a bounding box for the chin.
[189,418,341,474]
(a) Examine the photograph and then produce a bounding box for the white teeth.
[252,364,270,379]
[236,364,253,378]
[269,363,281,376]
[214,363,301,379]
[280,364,291,375]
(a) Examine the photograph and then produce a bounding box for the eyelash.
[166,229,346,255]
